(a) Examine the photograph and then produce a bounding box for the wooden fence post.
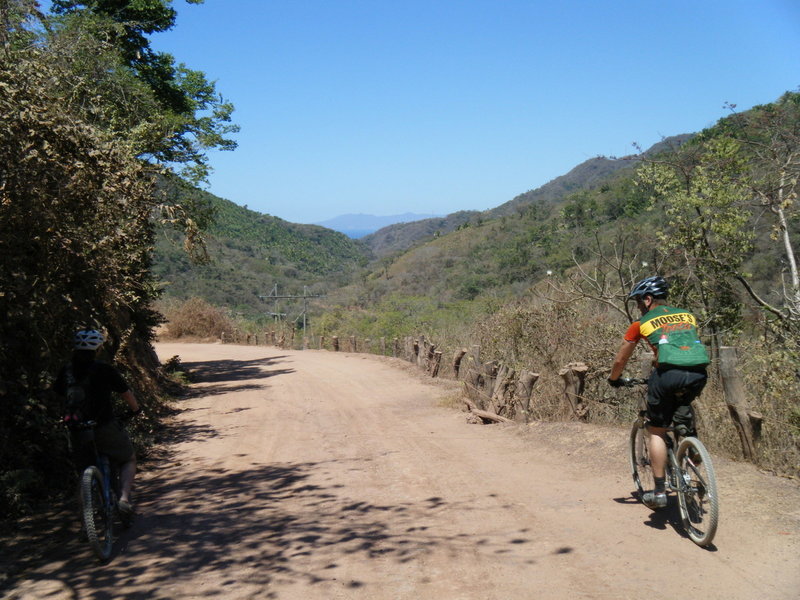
[452,349,467,379]
[515,371,540,422]
[425,343,436,373]
[491,364,515,414]
[431,351,443,377]
[332,336,339,351]
[559,362,589,420]
[470,344,481,365]
[393,337,399,358]
[719,346,762,460]
[418,336,428,368]
[482,361,499,412]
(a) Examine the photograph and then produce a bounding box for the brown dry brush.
[469,295,799,477]
[473,299,630,423]
[160,297,236,340]
[0,53,169,515]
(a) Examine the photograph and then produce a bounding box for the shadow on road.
[615,491,718,552]
[0,352,566,598]
[182,356,294,384]
[2,457,548,599]
[175,356,296,398]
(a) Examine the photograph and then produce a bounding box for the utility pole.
[259,285,325,339]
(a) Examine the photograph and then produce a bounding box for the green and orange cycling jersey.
[624,305,710,368]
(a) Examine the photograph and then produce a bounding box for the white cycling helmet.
[74,329,105,350]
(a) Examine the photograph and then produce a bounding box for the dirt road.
[4,343,799,599]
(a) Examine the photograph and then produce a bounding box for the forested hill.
[361,211,480,258]
[153,189,371,314]
[486,134,692,218]
[361,134,693,258]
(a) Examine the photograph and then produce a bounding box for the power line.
[259,284,325,336]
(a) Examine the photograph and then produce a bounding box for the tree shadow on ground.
[177,356,295,398]
[182,356,293,384]
[2,458,544,598]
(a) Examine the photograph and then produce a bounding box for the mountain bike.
[65,415,135,562]
[623,378,719,547]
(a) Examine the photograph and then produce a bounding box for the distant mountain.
[361,211,480,258]
[315,213,443,238]
[361,134,693,258]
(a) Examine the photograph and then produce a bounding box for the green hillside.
[318,94,798,347]
[153,189,371,315]
[360,135,693,260]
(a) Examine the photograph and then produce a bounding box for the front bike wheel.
[676,437,719,547]
[81,466,114,561]
[629,419,654,500]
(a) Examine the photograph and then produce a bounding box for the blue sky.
[151,0,800,224]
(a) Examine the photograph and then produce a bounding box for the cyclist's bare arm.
[610,339,637,380]
[120,390,140,413]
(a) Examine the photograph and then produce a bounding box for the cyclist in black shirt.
[54,329,141,518]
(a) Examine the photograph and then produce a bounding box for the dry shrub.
[469,295,799,476]
[162,297,235,340]
[472,296,631,424]
[736,341,800,477]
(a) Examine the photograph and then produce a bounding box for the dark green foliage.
[0,0,229,520]
[0,47,165,516]
[49,0,237,182]
[153,191,371,315]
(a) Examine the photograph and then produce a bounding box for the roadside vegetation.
[0,0,236,519]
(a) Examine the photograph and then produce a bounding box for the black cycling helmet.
[628,276,669,300]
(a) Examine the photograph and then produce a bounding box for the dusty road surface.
[3,343,799,599]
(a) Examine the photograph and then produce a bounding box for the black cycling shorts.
[92,420,135,463]
[646,366,708,429]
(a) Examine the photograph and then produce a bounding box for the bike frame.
[96,454,116,511]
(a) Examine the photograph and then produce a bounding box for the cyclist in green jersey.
[607,276,710,509]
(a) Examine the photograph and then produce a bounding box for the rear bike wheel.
[81,466,114,561]
[629,419,654,500]
[676,437,719,547]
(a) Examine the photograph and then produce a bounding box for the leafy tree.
[0,46,165,514]
[48,0,238,182]
[637,137,753,344]
[707,94,800,324]
[0,0,234,518]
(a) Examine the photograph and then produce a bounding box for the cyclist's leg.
[94,421,136,504]
[672,370,708,438]
[644,369,678,506]
[119,458,136,504]
[646,424,669,479]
